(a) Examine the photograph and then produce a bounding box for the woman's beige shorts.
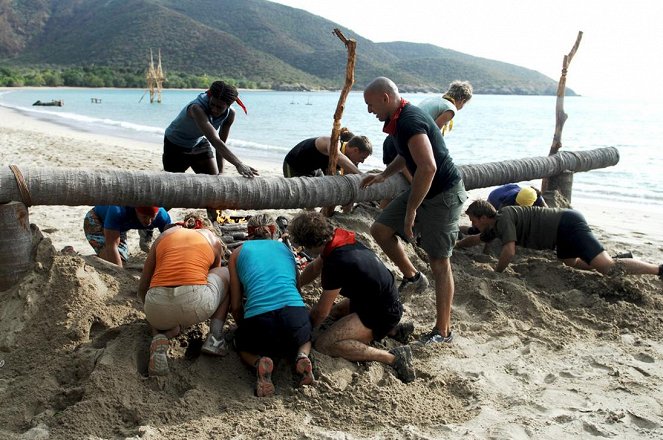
[144,272,225,331]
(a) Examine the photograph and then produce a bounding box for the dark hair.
[339,127,355,143]
[346,135,372,154]
[209,81,238,106]
[289,212,334,248]
[465,200,497,218]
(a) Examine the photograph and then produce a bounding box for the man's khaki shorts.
[144,272,225,331]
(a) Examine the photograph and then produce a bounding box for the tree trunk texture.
[0,202,33,291]
[0,147,618,210]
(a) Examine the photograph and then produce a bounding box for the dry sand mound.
[1,207,662,439]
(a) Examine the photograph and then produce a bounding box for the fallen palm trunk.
[0,146,619,291]
[1,147,619,209]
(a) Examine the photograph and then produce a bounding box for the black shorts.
[163,136,214,172]
[235,306,312,359]
[351,294,403,341]
[556,210,604,264]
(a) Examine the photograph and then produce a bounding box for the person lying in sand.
[289,211,416,383]
[457,200,663,278]
[83,205,170,267]
[282,127,372,178]
[228,214,314,397]
[137,213,230,377]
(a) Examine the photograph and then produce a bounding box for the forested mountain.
[0,0,570,94]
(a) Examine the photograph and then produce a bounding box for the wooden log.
[0,202,33,291]
[0,147,619,209]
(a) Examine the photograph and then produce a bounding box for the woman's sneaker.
[389,346,416,383]
[148,334,170,377]
[255,357,275,397]
[201,334,228,356]
[420,328,454,344]
[398,272,429,295]
[295,354,315,387]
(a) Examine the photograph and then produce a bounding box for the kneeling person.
[138,214,230,377]
[229,214,314,397]
[290,212,415,383]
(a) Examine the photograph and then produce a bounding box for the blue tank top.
[164,93,230,149]
[236,240,304,318]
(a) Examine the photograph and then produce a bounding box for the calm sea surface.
[1,88,661,209]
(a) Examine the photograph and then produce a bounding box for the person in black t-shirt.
[289,212,416,383]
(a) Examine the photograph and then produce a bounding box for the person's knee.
[430,257,451,275]
[370,222,392,242]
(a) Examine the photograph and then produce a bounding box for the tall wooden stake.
[322,28,356,216]
[542,31,583,193]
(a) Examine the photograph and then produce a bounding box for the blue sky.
[269,0,663,97]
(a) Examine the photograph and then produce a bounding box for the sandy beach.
[1,103,662,439]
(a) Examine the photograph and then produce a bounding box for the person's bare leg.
[430,257,453,337]
[315,314,395,365]
[370,222,417,279]
[589,251,659,275]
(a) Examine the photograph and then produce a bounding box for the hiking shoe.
[148,334,169,377]
[390,345,416,383]
[295,354,315,387]
[201,334,228,357]
[139,228,154,253]
[398,272,429,295]
[390,321,415,344]
[658,264,663,281]
[420,328,454,345]
[255,357,275,397]
[613,251,633,259]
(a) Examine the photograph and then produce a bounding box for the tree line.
[0,65,265,89]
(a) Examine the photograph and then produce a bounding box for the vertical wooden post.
[0,202,34,291]
[542,31,583,195]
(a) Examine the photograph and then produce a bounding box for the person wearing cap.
[487,183,547,210]
[456,200,663,279]
[163,80,258,178]
[137,212,230,377]
[282,127,372,178]
[228,214,314,397]
[83,205,171,267]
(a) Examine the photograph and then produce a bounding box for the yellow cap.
[515,187,537,206]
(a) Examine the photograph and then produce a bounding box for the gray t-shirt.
[483,206,564,249]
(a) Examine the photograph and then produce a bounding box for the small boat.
[33,99,64,107]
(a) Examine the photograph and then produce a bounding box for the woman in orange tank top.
[137,213,230,377]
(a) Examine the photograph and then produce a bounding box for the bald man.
[361,77,467,344]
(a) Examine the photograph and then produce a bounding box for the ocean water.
[1,88,662,210]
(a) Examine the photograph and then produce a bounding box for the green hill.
[0,0,572,94]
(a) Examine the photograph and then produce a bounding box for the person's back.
[236,239,304,318]
[283,137,329,177]
[322,237,397,308]
[150,228,215,287]
[417,96,457,125]
[492,206,565,250]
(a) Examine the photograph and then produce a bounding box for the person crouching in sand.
[137,213,230,377]
[289,211,416,383]
[457,200,663,278]
[228,214,314,397]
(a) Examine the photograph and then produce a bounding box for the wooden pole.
[323,28,356,216]
[542,31,583,193]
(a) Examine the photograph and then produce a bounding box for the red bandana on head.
[205,90,248,115]
[322,228,356,257]
[382,98,408,135]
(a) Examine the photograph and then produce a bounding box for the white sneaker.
[201,334,228,356]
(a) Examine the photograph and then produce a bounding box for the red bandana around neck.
[322,228,356,257]
[382,98,409,135]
